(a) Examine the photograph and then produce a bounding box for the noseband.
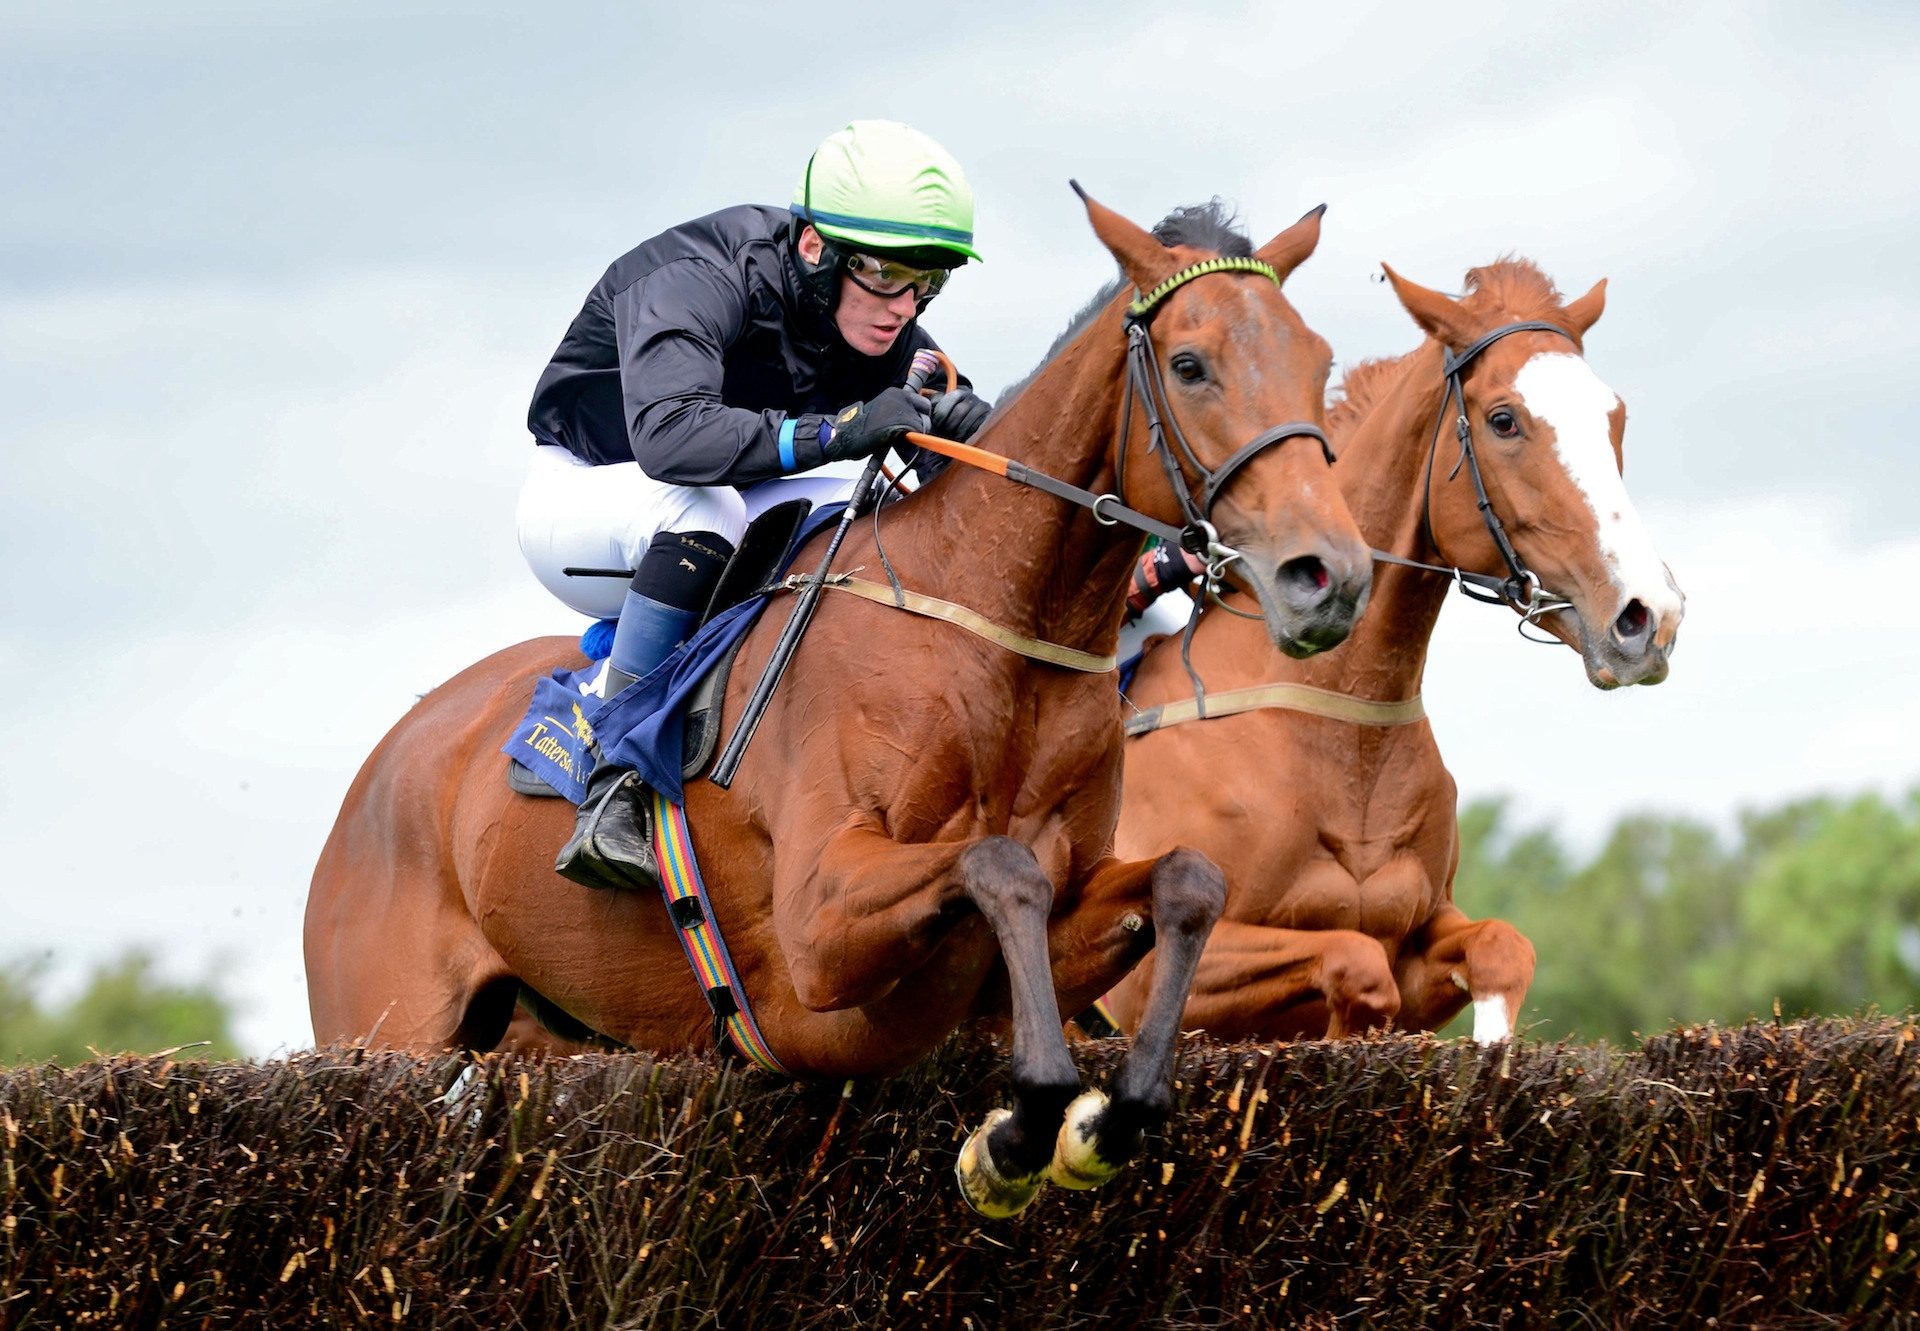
[1373,319,1577,635]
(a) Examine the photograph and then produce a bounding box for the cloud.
[5,1,1919,1056]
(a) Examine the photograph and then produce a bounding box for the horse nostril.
[1612,599,1651,649]
[1277,555,1331,607]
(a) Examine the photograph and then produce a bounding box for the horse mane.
[1458,254,1566,322]
[996,198,1250,404]
[1151,199,1253,259]
[1326,354,1411,435]
[1326,256,1567,430]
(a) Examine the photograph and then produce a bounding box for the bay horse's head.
[1382,260,1685,688]
[1079,190,1373,658]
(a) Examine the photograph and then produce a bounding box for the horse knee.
[1149,848,1227,940]
[1475,921,1537,986]
[1318,934,1400,1026]
[959,836,1053,920]
[1441,920,1536,1004]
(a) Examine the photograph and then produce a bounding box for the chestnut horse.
[1101,258,1684,1044]
[304,193,1373,1216]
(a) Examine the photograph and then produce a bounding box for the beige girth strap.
[1125,682,1426,737]
[781,574,1119,673]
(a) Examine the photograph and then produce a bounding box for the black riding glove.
[822,387,931,463]
[928,388,993,442]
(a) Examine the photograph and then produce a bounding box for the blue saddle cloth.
[502,504,845,805]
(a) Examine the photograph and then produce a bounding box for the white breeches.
[515,444,867,620]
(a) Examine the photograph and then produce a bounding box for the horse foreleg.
[951,837,1085,1219]
[1103,919,1402,1042]
[1045,850,1225,1192]
[1396,906,1535,1042]
[776,827,1078,1217]
[778,826,983,1014]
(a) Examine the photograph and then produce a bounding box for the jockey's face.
[798,225,923,357]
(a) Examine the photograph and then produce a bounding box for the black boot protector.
[555,763,658,893]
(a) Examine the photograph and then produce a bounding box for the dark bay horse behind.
[306,192,1372,1216]
[1105,258,1684,1043]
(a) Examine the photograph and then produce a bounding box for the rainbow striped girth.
[648,789,788,1075]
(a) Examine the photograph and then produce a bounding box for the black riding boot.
[554,530,732,893]
[555,761,658,892]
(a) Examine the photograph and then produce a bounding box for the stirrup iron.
[555,766,658,893]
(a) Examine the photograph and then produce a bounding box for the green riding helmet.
[791,120,981,268]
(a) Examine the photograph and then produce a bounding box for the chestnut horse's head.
[1381,260,1684,688]
[1078,190,1372,658]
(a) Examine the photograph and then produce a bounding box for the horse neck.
[888,316,1139,654]
[1298,339,1457,699]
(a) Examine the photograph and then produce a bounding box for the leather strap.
[785,574,1119,673]
[1125,681,1426,736]
[1201,420,1335,511]
[649,789,788,1073]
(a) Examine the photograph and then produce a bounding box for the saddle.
[507,499,814,799]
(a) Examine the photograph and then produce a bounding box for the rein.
[1373,319,1578,640]
[904,253,1332,569]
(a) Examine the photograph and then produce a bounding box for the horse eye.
[1489,409,1520,438]
[1171,353,1208,384]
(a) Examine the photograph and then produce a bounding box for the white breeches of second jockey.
[516,444,868,620]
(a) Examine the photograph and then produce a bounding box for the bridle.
[1114,257,1336,589]
[871,251,1341,718]
[879,253,1337,594]
[1371,319,1577,641]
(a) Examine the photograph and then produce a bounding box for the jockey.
[516,120,993,893]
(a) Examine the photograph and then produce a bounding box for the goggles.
[843,252,950,302]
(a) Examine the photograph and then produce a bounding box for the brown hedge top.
[2,1018,1916,1329]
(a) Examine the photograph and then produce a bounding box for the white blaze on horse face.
[1471,996,1511,1044]
[1513,353,1682,620]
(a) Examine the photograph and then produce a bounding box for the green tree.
[0,949,242,1064]
[1448,789,1920,1045]
[1717,791,1920,1020]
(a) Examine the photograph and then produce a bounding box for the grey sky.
[4,2,1917,1054]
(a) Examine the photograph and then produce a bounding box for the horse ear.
[1071,180,1181,293]
[1254,204,1325,283]
[1562,277,1607,336]
[1381,262,1477,352]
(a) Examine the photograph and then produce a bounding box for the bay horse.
[304,192,1374,1216]
[1101,258,1684,1044]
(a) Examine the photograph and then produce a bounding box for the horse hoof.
[1049,1089,1121,1190]
[955,1108,1046,1218]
